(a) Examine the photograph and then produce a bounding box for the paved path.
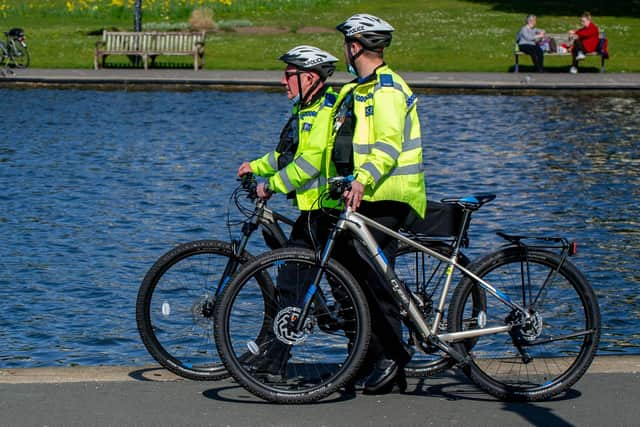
[1,69,640,92]
[1,356,639,426]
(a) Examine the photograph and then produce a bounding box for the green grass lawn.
[2,0,639,72]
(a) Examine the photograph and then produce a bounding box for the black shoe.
[242,343,290,383]
[343,379,357,394]
[362,358,407,395]
[244,356,287,382]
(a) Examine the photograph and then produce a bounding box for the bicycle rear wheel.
[136,240,252,380]
[396,240,474,377]
[214,248,371,403]
[448,247,600,401]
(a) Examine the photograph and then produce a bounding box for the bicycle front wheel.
[448,246,601,401]
[9,41,29,68]
[215,248,371,403]
[136,240,253,380]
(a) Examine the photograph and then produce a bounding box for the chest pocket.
[275,115,299,170]
[332,91,355,176]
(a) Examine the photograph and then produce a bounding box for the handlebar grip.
[238,173,258,199]
[327,175,354,200]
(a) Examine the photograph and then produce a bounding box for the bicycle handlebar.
[238,173,258,200]
[327,175,355,200]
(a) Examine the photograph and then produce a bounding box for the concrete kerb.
[2,69,640,93]
[1,355,638,384]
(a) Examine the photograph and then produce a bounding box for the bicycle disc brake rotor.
[509,309,544,342]
[521,311,543,341]
[191,295,216,329]
[273,307,314,345]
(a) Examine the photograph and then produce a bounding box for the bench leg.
[143,54,148,71]
[600,56,606,73]
[194,53,198,71]
[514,55,519,73]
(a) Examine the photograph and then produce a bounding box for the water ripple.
[0,88,638,367]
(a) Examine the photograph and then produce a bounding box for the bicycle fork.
[215,200,266,297]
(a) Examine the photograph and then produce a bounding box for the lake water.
[1,88,638,368]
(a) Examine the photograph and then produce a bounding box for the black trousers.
[572,39,586,66]
[519,43,544,72]
[333,201,412,375]
[285,201,412,371]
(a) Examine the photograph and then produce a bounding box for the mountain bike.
[136,174,473,380]
[0,28,30,69]
[213,176,600,403]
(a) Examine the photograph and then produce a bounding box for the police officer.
[237,45,340,222]
[236,46,340,380]
[333,14,427,394]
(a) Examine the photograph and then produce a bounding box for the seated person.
[569,11,599,73]
[517,14,546,72]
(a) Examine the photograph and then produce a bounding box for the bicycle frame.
[0,40,7,60]
[295,205,531,364]
[1,29,28,68]
[215,195,295,297]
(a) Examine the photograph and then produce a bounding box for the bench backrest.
[102,31,205,52]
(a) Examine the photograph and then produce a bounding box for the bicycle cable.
[224,183,256,244]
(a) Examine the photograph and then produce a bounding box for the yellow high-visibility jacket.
[329,65,426,217]
[250,86,340,211]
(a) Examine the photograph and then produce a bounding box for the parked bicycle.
[136,174,476,380]
[213,176,600,403]
[0,28,30,69]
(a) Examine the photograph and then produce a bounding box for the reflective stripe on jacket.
[331,65,426,218]
[250,86,340,210]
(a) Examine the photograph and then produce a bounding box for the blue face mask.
[291,94,300,105]
[347,63,358,76]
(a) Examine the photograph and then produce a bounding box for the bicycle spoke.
[216,249,370,403]
[396,241,474,377]
[136,241,244,380]
[449,247,600,401]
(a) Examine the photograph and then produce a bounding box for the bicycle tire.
[214,248,371,403]
[9,40,29,68]
[136,240,253,381]
[447,246,601,401]
[396,240,478,377]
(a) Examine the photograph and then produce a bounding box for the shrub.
[189,7,217,32]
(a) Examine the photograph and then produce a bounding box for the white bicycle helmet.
[336,14,394,50]
[279,45,338,80]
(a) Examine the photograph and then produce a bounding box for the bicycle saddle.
[441,194,496,210]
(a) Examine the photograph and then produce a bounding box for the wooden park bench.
[95,31,206,71]
[514,32,608,73]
